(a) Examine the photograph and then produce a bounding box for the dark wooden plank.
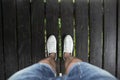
[117,0,120,78]
[46,0,59,74]
[46,0,59,37]
[16,0,31,69]
[61,0,73,37]
[75,0,88,62]
[2,0,18,78]
[61,0,73,74]
[31,0,45,63]
[104,0,117,75]
[0,0,5,79]
[89,0,103,67]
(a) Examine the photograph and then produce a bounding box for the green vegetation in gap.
[44,0,46,3]
[58,18,61,28]
[73,0,75,3]
[44,18,47,55]
[44,29,47,57]
[58,0,61,3]
[58,18,62,58]
[73,28,76,57]
[73,18,76,57]
[44,18,46,25]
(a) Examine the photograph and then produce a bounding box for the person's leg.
[62,35,117,80]
[40,53,56,73]
[64,53,82,74]
[9,35,57,80]
[8,53,56,80]
[64,53,117,80]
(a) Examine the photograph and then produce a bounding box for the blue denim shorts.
[8,62,117,80]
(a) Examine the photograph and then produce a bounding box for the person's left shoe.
[47,35,57,60]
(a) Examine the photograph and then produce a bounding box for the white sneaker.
[47,35,57,59]
[63,35,73,55]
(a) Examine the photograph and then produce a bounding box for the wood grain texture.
[61,0,73,73]
[0,0,5,79]
[61,0,73,37]
[89,0,103,67]
[104,0,117,75]
[16,0,31,69]
[46,0,59,37]
[31,0,45,63]
[0,0,119,77]
[75,0,88,62]
[2,0,18,78]
[117,0,120,78]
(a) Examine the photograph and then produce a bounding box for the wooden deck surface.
[0,0,120,79]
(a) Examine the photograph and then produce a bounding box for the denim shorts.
[8,62,118,80]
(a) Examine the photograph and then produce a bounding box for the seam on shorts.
[79,62,83,78]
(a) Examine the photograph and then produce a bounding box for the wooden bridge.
[0,0,120,79]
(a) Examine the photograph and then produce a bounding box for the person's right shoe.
[63,35,73,55]
[47,35,57,60]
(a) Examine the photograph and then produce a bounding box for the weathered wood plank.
[46,0,59,74]
[0,0,5,79]
[75,0,88,62]
[16,0,31,69]
[46,0,59,37]
[117,0,120,78]
[89,0,103,67]
[61,0,73,73]
[2,0,18,78]
[61,0,73,37]
[31,0,45,63]
[104,0,116,75]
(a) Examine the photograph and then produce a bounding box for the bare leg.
[39,53,56,73]
[64,53,82,74]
